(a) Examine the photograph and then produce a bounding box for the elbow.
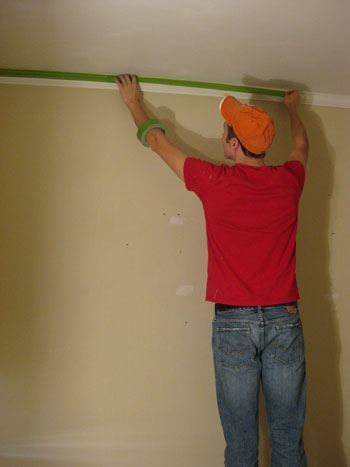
[295,131,309,151]
[146,129,163,152]
[295,139,309,153]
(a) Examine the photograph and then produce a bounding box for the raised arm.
[284,90,309,168]
[115,74,187,182]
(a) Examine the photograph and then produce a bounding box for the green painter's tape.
[0,68,286,98]
[0,68,115,83]
[138,77,285,97]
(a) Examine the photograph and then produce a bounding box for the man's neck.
[235,159,266,167]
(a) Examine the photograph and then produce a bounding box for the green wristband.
[137,119,166,147]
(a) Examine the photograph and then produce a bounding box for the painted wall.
[0,83,349,466]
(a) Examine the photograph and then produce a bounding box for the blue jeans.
[212,302,307,467]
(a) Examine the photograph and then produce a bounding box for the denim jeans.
[212,302,307,467]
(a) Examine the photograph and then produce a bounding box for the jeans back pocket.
[215,327,256,370]
[271,321,305,364]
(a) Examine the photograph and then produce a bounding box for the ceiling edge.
[0,76,349,109]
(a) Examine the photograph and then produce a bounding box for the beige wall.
[0,83,349,466]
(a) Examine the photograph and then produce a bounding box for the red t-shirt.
[184,158,305,306]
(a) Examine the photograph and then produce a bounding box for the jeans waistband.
[215,301,298,312]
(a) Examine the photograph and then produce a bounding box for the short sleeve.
[184,157,222,200]
[283,160,306,193]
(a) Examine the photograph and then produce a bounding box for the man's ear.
[230,137,240,148]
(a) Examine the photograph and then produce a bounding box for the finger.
[114,77,122,88]
[131,75,139,89]
[124,74,132,85]
[119,74,127,86]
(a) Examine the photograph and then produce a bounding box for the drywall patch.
[170,216,186,225]
[176,285,194,296]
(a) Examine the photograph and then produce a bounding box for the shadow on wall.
[143,75,347,466]
[294,105,345,466]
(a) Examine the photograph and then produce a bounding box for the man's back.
[184,158,305,305]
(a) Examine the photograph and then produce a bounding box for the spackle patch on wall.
[176,285,194,296]
[170,216,186,225]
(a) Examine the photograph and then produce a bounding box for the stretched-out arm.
[115,75,187,182]
[284,90,309,168]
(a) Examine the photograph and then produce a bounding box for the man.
[115,75,308,467]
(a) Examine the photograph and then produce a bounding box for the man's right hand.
[115,74,142,108]
[284,90,300,113]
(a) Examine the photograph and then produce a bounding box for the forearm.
[126,101,150,128]
[288,108,309,150]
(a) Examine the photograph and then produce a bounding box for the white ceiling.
[1,0,350,97]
